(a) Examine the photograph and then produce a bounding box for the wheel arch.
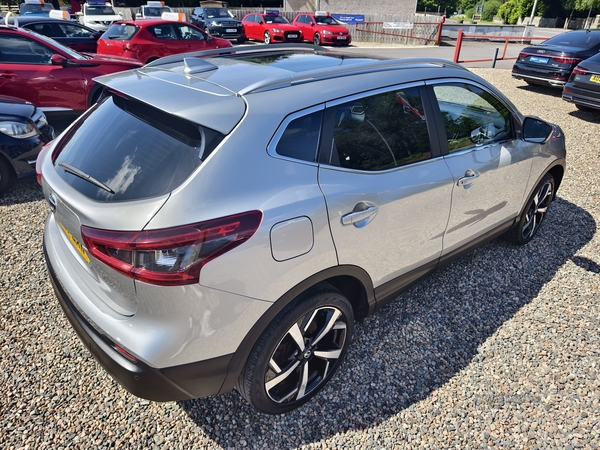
[218,265,375,394]
[87,83,105,108]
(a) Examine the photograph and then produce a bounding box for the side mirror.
[50,54,68,67]
[135,12,141,19]
[75,12,83,16]
[522,116,553,144]
[258,20,263,24]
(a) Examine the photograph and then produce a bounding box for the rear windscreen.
[101,24,139,40]
[545,32,600,49]
[53,95,224,202]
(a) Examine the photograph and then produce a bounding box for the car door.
[174,23,209,52]
[318,84,454,289]
[0,32,86,111]
[148,23,183,57]
[243,14,258,40]
[427,81,533,254]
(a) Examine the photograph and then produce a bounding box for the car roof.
[116,19,182,26]
[93,45,473,134]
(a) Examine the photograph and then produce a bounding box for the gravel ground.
[1,69,600,449]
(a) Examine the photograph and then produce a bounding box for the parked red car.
[241,11,302,44]
[0,25,142,121]
[292,12,351,46]
[97,18,232,64]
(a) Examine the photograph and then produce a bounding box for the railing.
[452,28,548,65]
[355,18,445,45]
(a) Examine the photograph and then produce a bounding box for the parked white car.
[76,0,122,32]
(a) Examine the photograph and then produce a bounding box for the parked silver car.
[38,45,566,414]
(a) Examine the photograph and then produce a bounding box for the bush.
[481,0,502,21]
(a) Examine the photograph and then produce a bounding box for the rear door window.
[53,95,224,202]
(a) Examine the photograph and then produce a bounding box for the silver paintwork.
[43,48,566,377]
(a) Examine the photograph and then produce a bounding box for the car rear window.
[53,95,224,202]
[101,24,139,40]
[545,32,600,49]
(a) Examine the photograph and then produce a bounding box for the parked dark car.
[512,30,600,88]
[190,5,245,43]
[0,95,54,193]
[562,51,600,111]
[14,17,101,53]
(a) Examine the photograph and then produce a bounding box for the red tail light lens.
[36,141,55,186]
[81,211,263,286]
[572,66,589,75]
[123,43,137,52]
[553,56,582,65]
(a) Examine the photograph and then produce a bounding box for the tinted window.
[276,110,323,162]
[58,23,95,38]
[328,87,431,171]
[101,24,139,40]
[544,31,600,50]
[432,83,512,152]
[175,24,206,40]
[0,34,54,64]
[150,24,177,40]
[26,23,59,37]
[53,96,225,202]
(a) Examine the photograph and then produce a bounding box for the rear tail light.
[36,140,55,186]
[123,43,137,52]
[81,211,262,286]
[572,66,589,75]
[553,56,582,65]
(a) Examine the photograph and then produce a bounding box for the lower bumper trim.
[44,241,232,402]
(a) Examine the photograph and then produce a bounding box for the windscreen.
[53,95,224,202]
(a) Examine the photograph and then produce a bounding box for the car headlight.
[322,30,333,35]
[0,121,38,139]
[210,21,221,26]
[272,28,283,33]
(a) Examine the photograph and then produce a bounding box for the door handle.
[341,205,378,226]
[0,73,18,79]
[457,169,480,187]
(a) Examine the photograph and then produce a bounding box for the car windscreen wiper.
[58,162,115,194]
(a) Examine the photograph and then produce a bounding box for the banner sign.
[331,14,364,24]
[383,22,414,29]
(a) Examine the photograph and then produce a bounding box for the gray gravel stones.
[1,69,600,449]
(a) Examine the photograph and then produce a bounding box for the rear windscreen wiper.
[58,162,115,194]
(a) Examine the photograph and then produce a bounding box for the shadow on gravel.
[179,197,595,447]
[516,83,562,98]
[0,177,44,207]
[567,110,600,123]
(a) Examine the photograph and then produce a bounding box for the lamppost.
[528,0,539,25]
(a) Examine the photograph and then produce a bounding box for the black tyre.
[237,36,246,44]
[506,173,555,245]
[313,33,321,45]
[0,157,14,194]
[264,31,271,44]
[238,284,354,414]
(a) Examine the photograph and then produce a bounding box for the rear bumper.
[44,242,232,402]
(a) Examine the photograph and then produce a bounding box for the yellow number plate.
[59,222,90,263]
[590,74,600,83]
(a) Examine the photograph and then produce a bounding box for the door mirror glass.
[523,117,552,143]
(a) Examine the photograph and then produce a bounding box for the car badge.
[537,50,545,54]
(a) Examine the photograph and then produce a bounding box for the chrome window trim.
[325,80,426,108]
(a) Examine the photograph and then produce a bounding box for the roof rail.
[239,58,467,95]
[144,43,326,68]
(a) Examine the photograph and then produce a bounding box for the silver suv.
[39,45,566,414]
